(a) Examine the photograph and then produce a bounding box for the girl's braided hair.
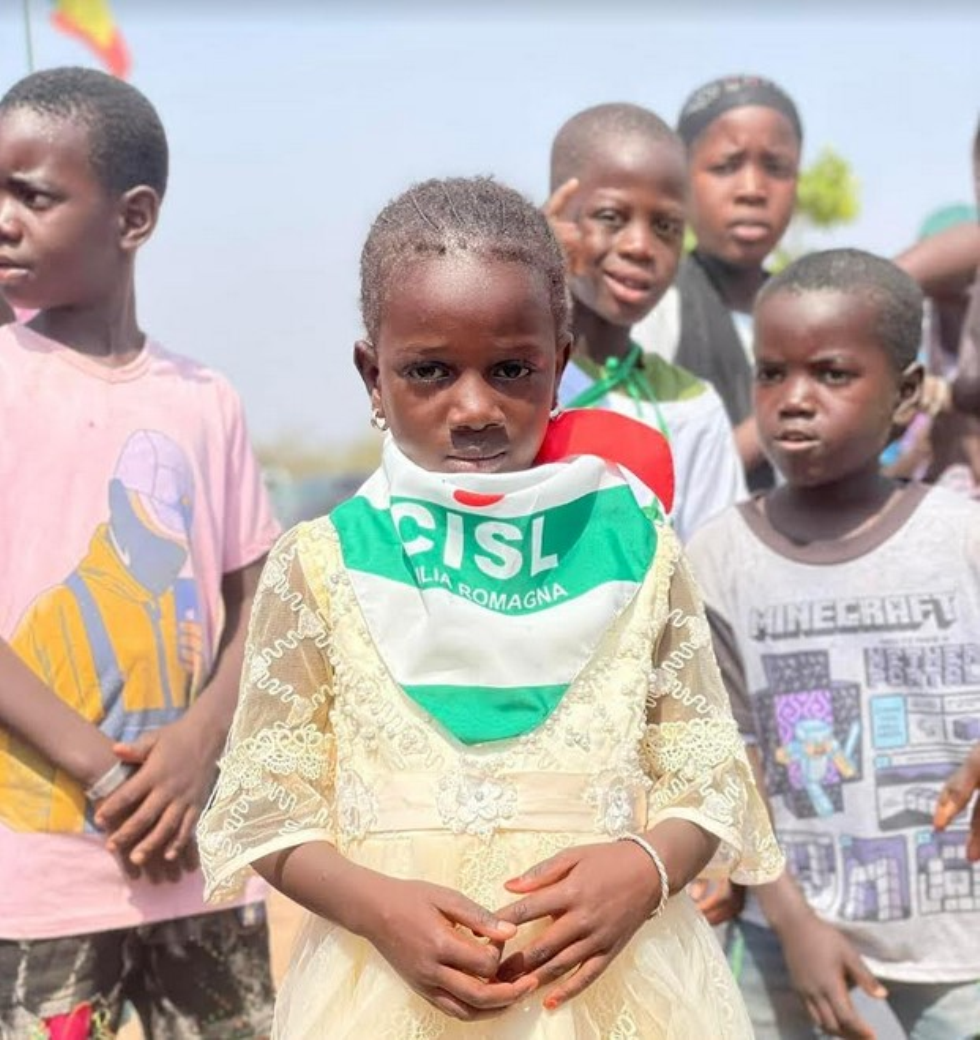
[360,176,570,342]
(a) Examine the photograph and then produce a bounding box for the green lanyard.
[566,343,671,442]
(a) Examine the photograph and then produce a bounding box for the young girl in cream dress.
[198,176,783,1038]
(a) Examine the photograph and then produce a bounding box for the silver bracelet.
[618,832,671,918]
[85,761,135,803]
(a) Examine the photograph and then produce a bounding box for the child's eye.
[653,217,682,242]
[592,209,626,228]
[755,365,783,385]
[405,362,448,383]
[493,360,532,381]
[820,368,854,385]
[764,157,796,179]
[709,157,741,175]
[17,186,54,211]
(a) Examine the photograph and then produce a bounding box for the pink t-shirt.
[0,324,280,939]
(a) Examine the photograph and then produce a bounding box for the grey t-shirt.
[687,485,980,983]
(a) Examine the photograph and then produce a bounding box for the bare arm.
[642,818,720,892]
[0,637,117,787]
[898,225,980,415]
[96,557,265,864]
[896,223,980,300]
[753,843,887,1039]
[254,842,377,935]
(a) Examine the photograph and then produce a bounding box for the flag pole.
[21,0,36,73]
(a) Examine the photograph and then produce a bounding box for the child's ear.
[117,186,160,252]
[353,339,383,414]
[893,361,924,427]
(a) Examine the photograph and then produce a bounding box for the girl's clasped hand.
[366,841,661,1022]
[495,841,662,1010]
[356,877,536,1022]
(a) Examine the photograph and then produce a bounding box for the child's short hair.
[758,248,923,369]
[0,66,168,198]
[550,102,679,191]
[359,176,570,342]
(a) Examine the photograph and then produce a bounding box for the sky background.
[1,0,978,452]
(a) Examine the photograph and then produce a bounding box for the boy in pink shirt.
[0,67,279,1037]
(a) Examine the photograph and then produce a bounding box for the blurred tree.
[774,147,861,267]
[796,148,861,227]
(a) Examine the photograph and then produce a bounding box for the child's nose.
[450,374,503,428]
[779,374,815,412]
[735,163,767,202]
[0,198,22,242]
[618,221,655,261]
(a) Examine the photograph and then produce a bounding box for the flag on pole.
[50,0,130,78]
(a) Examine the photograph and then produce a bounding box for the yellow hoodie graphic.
[0,431,205,833]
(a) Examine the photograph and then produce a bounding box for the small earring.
[549,405,563,422]
[370,407,389,432]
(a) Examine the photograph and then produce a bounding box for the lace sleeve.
[640,529,784,884]
[198,522,335,902]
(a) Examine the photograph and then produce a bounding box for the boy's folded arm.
[95,556,266,865]
[0,636,117,788]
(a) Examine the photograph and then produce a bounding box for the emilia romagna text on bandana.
[330,439,658,745]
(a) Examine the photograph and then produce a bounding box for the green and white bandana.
[330,440,657,746]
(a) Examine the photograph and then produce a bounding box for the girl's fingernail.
[544,997,559,1011]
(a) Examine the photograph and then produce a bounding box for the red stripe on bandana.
[452,490,505,508]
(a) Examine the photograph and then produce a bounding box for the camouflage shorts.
[0,905,274,1039]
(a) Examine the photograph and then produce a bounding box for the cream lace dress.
[198,518,783,1039]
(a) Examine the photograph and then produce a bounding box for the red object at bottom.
[42,1003,93,1040]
